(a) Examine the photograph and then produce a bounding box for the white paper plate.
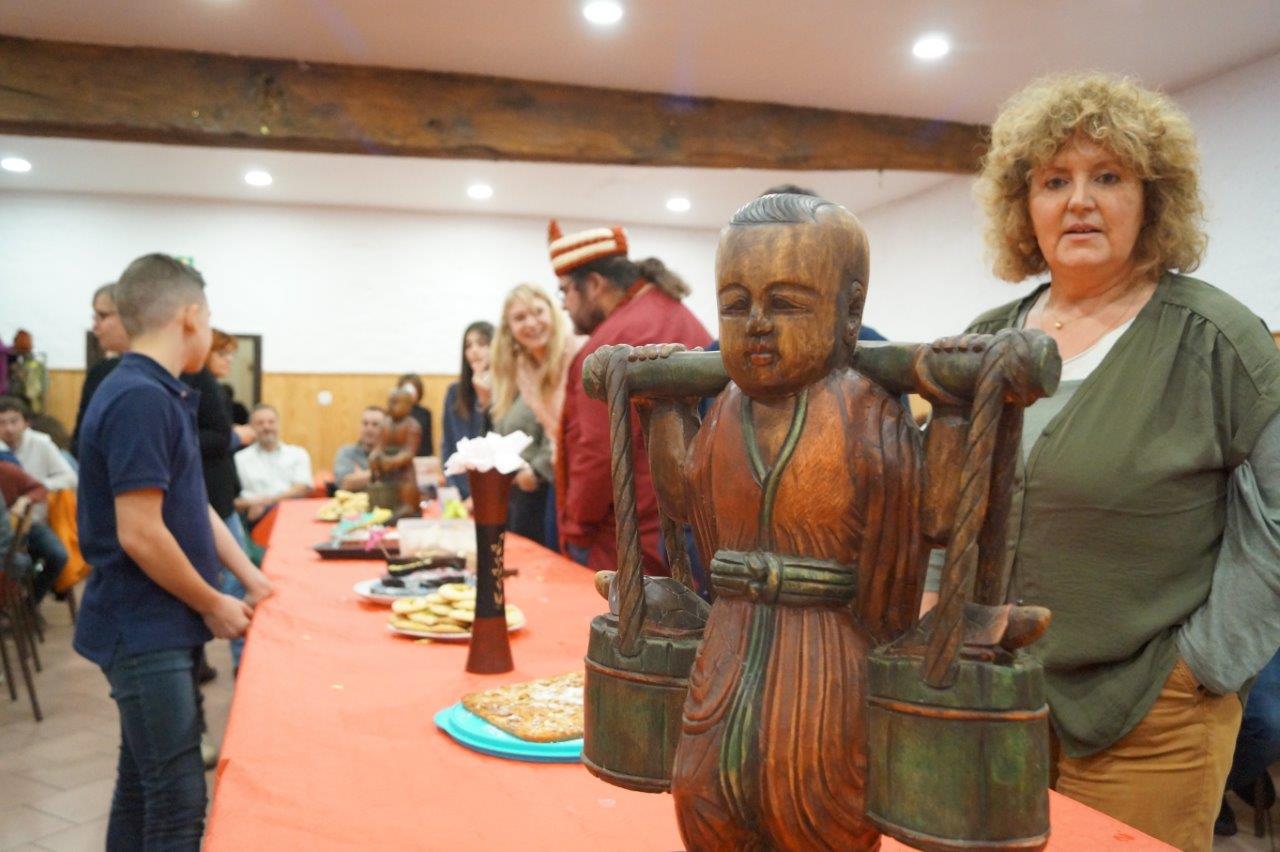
[386,610,526,642]
[353,578,409,605]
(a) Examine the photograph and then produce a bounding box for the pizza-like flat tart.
[461,672,584,743]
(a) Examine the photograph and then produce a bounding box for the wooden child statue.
[370,387,422,517]
[639,193,925,850]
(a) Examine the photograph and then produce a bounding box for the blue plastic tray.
[433,702,583,763]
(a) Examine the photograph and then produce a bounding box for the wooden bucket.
[865,649,1051,851]
[582,613,701,793]
[579,345,706,794]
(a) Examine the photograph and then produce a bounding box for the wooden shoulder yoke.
[581,332,1061,408]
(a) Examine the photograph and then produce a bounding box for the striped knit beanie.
[547,220,629,276]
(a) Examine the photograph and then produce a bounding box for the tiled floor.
[1,599,1275,850]
[0,600,233,851]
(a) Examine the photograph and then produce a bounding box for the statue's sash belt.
[710,550,857,607]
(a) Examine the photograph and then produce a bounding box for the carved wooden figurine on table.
[581,193,1060,851]
[369,387,422,518]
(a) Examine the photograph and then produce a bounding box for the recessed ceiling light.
[244,169,273,187]
[1,157,32,174]
[666,197,691,213]
[582,1,624,26]
[912,33,950,61]
[467,183,494,200]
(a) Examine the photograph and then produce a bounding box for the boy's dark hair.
[115,253,207,337]
[568,255,641,293]
[0,396,32,421]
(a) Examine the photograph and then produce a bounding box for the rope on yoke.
[603,346,647,657]
[922,330,1032,688]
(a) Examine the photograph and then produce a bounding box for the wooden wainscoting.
[46,370,86,438]
[260,372,455,475]
[44,368,457,471]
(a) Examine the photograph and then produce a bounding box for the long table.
[206,500,1170,850]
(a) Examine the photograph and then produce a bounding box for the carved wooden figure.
[581,193,1060,851]
[369,387,422,517]
[645,195,921,849]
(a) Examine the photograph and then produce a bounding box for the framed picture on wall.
[227,334,263,424]
[84,331,263,423]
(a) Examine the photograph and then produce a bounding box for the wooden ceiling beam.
[0,35,987,173]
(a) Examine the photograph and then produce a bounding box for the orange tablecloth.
[206,500,1171,851]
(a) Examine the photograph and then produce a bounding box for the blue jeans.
[26,521,67,602]
[1227,647,1280,791]
[543,483,559,554]
[220,512,250,671]
[103,647,206,851]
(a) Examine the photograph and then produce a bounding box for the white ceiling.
[0,134,949,227]
[1,1,1277,227]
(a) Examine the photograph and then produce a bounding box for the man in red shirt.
[550,222,712,574]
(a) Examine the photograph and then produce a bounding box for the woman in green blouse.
[922,73,1280,851]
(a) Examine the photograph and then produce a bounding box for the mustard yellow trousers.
[1055,657,1242,852]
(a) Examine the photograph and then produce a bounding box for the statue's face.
[387,391,413,419]
[716,222,850,399]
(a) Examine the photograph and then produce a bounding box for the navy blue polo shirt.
[73,352,220,669]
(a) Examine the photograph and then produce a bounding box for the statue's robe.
[671,369,925,851]
[379,416,422,508]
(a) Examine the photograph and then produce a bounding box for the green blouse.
[966,272,1280,756]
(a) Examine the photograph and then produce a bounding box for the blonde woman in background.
[920,73,1280,851]
[490,283,584,547]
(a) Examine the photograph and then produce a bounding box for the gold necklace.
[1039,281,1152,333]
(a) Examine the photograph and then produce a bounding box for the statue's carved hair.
[759,183,818,198]
[729,192,833,226]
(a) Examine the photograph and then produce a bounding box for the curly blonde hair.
[977,73,1206,283]
[490,283,570,421]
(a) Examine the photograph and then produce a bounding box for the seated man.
[233,404,313,526]
[0,396,74,601]
[333,406,385,492]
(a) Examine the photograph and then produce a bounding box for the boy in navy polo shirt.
[76,254,273,851]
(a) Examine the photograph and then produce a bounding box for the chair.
[249,504,281,549]
[47,488,90,624]
[1,504,43,721]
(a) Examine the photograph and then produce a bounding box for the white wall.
[859,50,1280,338]
[3,51,1276,371]
[0,196,720,372]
